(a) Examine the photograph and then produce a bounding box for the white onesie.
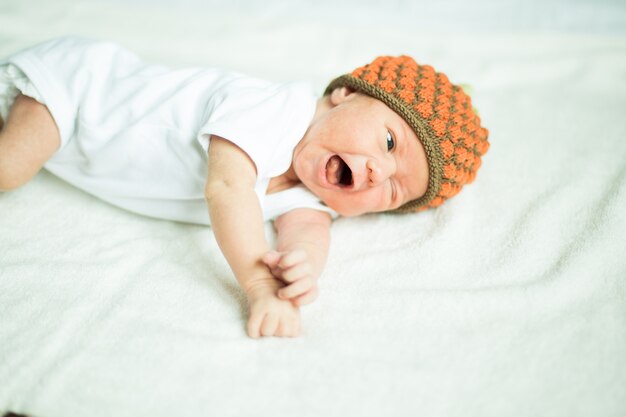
[0,37,337,224]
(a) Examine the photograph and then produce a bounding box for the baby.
[0,37,489,338]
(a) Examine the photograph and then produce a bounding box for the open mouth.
[326,155,353,187]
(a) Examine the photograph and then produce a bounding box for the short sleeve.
[196,76,317,180]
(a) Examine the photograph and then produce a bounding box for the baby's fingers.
[293,287,319,307]
[247,313,265,339]
[278,277,314,300]
[280,262,312,284]
[277,249,307,269]
[261,251,283,278]
[261,250,281,268]
[260,314,280,337]
[276,319,300,338]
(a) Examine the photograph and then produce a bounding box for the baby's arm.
[205,136,299,338]
[263,208,332,306]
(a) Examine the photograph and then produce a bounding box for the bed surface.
[1,0,625,416]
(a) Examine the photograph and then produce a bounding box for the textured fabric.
[325,56,490,211]
[1,1,625,417]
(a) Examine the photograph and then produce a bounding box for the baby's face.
[292,88,429,216]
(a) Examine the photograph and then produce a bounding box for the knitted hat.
[324,56,489,212]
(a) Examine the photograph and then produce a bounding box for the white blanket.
[1,1,625,416]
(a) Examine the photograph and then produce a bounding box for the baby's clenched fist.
[245,281,301,338]
[262,249,319,306]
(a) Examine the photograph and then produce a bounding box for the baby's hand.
[262,250,319,306]
[246,280,301,338]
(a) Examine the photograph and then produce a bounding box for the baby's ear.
[329,86,356,105]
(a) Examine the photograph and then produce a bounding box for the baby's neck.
[266,165,301,194]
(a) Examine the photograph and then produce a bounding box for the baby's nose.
[366,158,393,186]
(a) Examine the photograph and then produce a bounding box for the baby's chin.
[319,197,366,217]
[306,189,340,214]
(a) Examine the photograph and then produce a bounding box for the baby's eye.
[386,130,395,151]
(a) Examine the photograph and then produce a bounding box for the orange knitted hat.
[324,56,490,212]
